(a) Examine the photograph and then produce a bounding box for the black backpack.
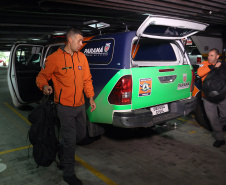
[202,62,226,102]
[28,99,60,167]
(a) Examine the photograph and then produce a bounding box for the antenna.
[123,23,128,32]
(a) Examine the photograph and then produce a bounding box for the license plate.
[150,104,169,116]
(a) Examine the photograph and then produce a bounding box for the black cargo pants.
[57,104,87,176]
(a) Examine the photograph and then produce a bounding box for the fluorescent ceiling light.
[31,38,40,40]
[142,13,153,16]
[82,29,92,32]
[84,20,110,29]
[53,31,66,35]
[88,22,110,29]
[83,20,98,25]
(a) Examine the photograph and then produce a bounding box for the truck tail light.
[108,75,132,105]
[197,57,201,64]
[190,69,195,92]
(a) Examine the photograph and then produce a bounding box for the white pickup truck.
[188,48,203,66]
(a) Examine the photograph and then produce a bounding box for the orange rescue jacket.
[197,60,214,82]
[197,60,217,97]
[36,47,94,107]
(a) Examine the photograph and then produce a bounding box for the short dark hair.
[66,28,83,42]
[209,48,220,55]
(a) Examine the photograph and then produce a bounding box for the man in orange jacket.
[36,28,96,185]
[197,48,226,148]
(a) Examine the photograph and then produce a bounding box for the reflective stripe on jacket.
[36,47,94,107]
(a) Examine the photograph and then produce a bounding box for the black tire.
[194,95,212,131]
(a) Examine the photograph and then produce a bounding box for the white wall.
[191,36,223,54]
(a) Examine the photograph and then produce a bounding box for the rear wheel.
[194,93,212,131]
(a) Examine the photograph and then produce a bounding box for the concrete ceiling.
[0,0,226,51]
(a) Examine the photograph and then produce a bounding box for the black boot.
[63,175,83,185]
[213,140,225,148]
[222,125,226,131]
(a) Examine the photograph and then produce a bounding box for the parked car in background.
[187,47,203,74]
[7,15,208,137]
[188,48,203,66]
[0,59,4,66]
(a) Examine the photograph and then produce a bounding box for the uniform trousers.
[202,97,226,141]
[57,104,86,176]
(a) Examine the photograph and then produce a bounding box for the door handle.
[158,75,177,83]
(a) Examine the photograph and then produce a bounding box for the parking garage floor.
[0,66,226,185]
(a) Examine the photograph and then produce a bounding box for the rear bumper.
[112,97,197,128]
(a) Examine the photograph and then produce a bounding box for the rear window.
[80,39,114,65]
[144,25,195,38]
[132,39,177,62]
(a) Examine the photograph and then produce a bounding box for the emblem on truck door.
[183,73,187,83]
[139,78,152,97]
[177,73,189,90]
[104,43,111,52]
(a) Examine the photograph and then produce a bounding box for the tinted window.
[144,25,195,37]
[191,48,201,55]
[80,39,114,64]
[46,45,63,57]
[15,45,43,70]
[132,39,176,62]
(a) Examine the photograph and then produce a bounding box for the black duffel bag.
[202,62,226,102]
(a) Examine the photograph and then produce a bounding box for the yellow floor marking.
[3,102,118,185]
[4,102,31,125]
[189,131,197,134]
[0,145,118,185]
[177,118,198,125]
[177,118,204,132]
[75,155,118,185]
[0,145,32,155]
